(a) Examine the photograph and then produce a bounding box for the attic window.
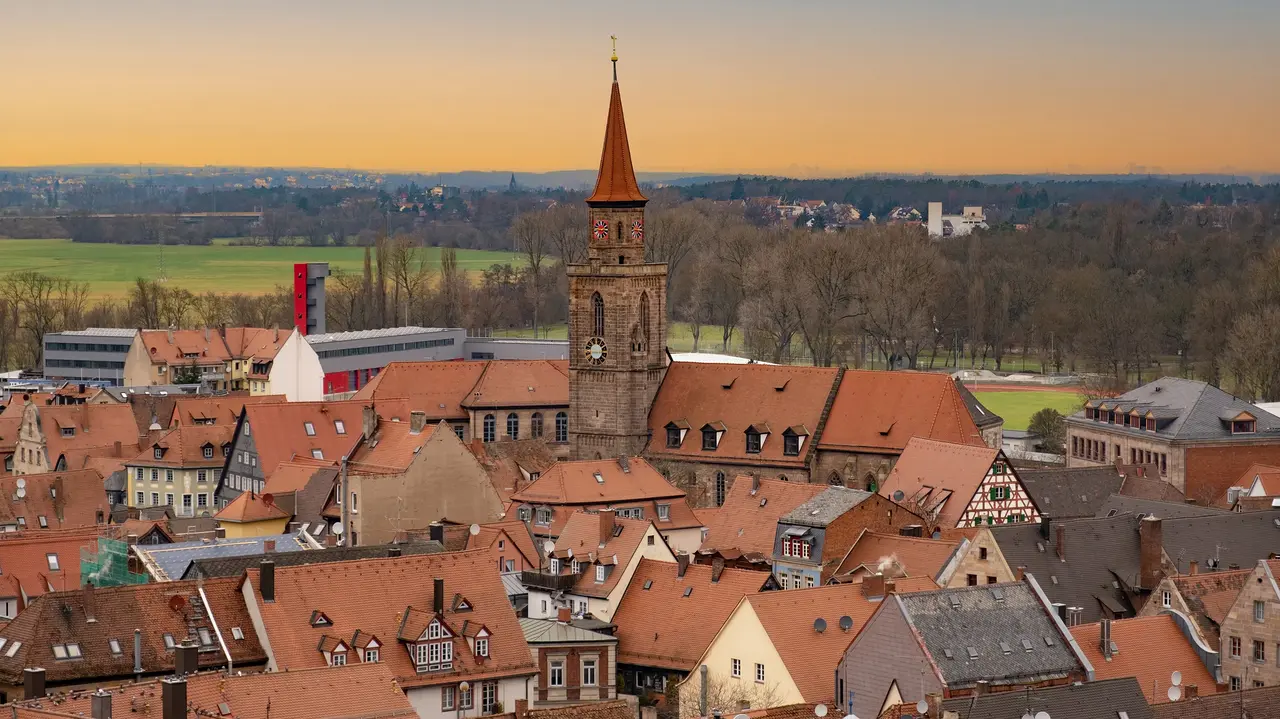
[304,422,316,436]
[966,647,978,660]
[109,639,122,656]
[60,427,74,438]
[746,430,762,454]
[38,516,48,528]
[335,420,346,435]
[198,628,213,646]
[154,447,164,460]
[46,553,60,571]
[1021,639,1034,652]
[702,428,719,451]
[666,426,682,449]
[683,587,693,598]
[203,445,214,459]
[594,472,604,484]
[231,627,245,640]
[312,449,324,460]
[643,580,653,590]
[164,634,176,649]
[311,611,333,627]
[1233,420,1257,434]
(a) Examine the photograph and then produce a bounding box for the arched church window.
[828,472,844,487]
[592,293,605,337]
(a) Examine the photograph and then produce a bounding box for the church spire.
[586,37,647,206]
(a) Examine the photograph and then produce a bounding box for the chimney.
[557,606,571,623]
[260,559,275,602]
[409,411,427,434]
[388,546,402,558]
[126,533,139,546]
[1139,515,1163,590]
[885,578,896,595]
[862,573,887,599]
[1189,560,1199,575]
[175,641,198,676]
[428,522,444,544]
[326,533,337,548]
[926,693,944,718]
[676,553,690,578]
[1052,602,1067,622]
[91,689,112,719]
[204,327,210,341]
[24,667,46,698]
[362,404,377,438]
[514,699,528,719]
[433,577,445,613]
[711,556,725,583]
[617,456,631,473]
[215,527,226,539]
[751,475,760,494]
[974,680,989,696]
[114,440,122,457]
[166,328,174,344]
[1184,684,1198,699]
[598,509,616,548]
[1040,516,1052,541]
[78,383,86,394]
[699,665,708,718]
[1099,618,1113,660]
[83,582,98,623]
[1016,566,1026,581]
[263,539,276,553]
[133,629,143,675]
[1055,523,1066,561]
[161,676,186,719]
[82,401,90,431]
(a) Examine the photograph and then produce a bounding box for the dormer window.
[657,504,670,521]
[746,430,761,454]
[783,430,802,456]
[203,445,214,459]
[667,427,682,448]
[782,537,811,559]
[475,637,488,657]
[304,422,316,436]
[60,427,75,438]
[701,423,725,451]
[535,508,552,525]
[595,564,606,582]
[154,447,164,460]
[223,445,231,457]
[1234,420,1256,434]
[331,651,347,666]
[364,647,380,663]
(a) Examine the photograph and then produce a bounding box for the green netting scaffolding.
[80,536,149,587]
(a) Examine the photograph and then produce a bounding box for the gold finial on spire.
[610,35,618,81]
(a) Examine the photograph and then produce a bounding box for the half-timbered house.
[878,437,1040,530]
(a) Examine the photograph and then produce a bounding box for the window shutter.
[989,487,998,501]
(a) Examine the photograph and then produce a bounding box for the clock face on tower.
[631,219,644,240]
[592,220,610,241]
[585,337,608,365]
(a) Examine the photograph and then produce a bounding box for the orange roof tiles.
[27,402,143,467]
[215,490,291,523]
[242,549,536,688]
[348,418,435,474]
[467,519,541,568]
[880,437,1001,528]
[647,363,839,468]
[699,477,826,556]
[356,360,570,420]
[169,394,286,426]
[138,327,291,367]
[1073,615,1219,702]
[745,577,937,702]
[586,80,647,204]
[0,528,101,605]
[462,360,569,409]
[240,399,407,481]
[830,530,962,582]
[128,424,233,468]
[552,512,656,598]
[612,558,770,671]
[510,457,697,536]
[1172,569,1251,633]
[818,370,985,452]
[0,470,109,530]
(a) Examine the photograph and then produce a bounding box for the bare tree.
[545,203,588,264]
[511,212,551,336]
[647,205,702,294]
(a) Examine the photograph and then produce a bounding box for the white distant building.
[927,202,988,237]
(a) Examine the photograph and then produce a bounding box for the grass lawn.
[971,389,1086,431]
[0,238,522,299]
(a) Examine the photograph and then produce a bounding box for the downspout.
[199,583,233,676]
[340,452,350,547]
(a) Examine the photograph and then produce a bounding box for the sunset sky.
[3,0,1278,175]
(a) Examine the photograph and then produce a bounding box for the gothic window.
[863,473,877,492]
[530,413,544,439]
[555,412,568,443]
[592,293,605,337]
[828,472,844,487]
[715,472,726,507]
[639,291,651,351]
[483,414,496,443]
[507,413,519,440]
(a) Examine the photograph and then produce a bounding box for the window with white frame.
[331,651,347,666]
[480,681,496,714]
[595,565,606,582]
[755,663,765,683]
[550,660,565,687]
[441,686,455,711]
[365,648,379,663]
[1162,591,1172,608]
[136,491,145,506]
[203,446,213,459]
[731,658,741,677]
[459,684,472,709]
[657,504,670,521]
[46,553,60,571]
[582,658,598,686]
[476,638,488,657]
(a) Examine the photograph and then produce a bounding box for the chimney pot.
[161,676,186,719]
[1189,560,1199,575]
[260,559,276,602]
[598,509,616,548]
[433,577,445,613]
[215,527,226,539]
[1016,566,1026,581]
[409,411,427,434]
[862,573,887,599]
[91,689,113,719]
[126,533,139,546]
[974,680,989,696]
[23,667,47,698]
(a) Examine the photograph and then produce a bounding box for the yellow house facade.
[214,490,291,538]
[677,600,801,715]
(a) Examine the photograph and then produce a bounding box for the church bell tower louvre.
[567,40,669,461]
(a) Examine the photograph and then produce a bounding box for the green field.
[0,238,522,298]
[971,390,1085,431]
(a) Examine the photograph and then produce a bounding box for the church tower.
[567,48,668,460]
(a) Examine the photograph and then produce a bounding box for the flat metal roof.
[305,326,454,344]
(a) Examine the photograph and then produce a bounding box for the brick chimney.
[557,606,571,623]
[83,582,97,623]
[362,404,377,438]
[24,667,46,698]
[260,559,275,602]
[1139,515,1163,590]
[433,577,445,613]
[1184,684,1198,699]
[862,573,887,599]
[161,676,186,719]
[676,553,690,578]
[326,533,337,548]
[175,640,198,676]
[598,509,615,548]
[711,556,725,583]
[1055,523,1066,561]
[974,680,989,696]
[514,699,529,719]
[1189,560,1199,575]
[410,411,427,434]
[1015,566,1026,581]
[1099,618,1113,660]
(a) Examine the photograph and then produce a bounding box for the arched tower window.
[639,291,651,351]
[592,293,605,337]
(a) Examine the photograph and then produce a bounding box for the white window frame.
[441,686,455,711]
[1162,590,1171,608]
[595,565,606,583]
[755,663,765,683]
[304,422,316,436]
[549,660,565,687]
[475,637,488,657]
[731,658,741,677]
[332,651,347,666]
[582,657,598,686]
[46,553,60,571]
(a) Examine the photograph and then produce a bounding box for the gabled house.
[467,520,542,574]
[240,549,538,718]
[525,510,675,622]
[771,486,926,588]
[124,425,232,518]
[836,579,1091,719]
[519,611,618,708]
[0,528,101,618]
[167,394,287,427]
[11,400,142,476]
[827,529,965,586]
[0,470,110,532]
[680,576,937,712]
[123,326,323,401]
[509,457,703,554]
[1151,683,1280,719]
[880,437,1040,530]
[611,557,774,698]
[1072,615,1220,702]
[214,491,292,537]
[695,476,826,570]
[1139,567,1251,646]
[1221,462,1280,510]
[1214,559,1280,692]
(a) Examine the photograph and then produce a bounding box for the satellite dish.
[1022,714,1034,719]
[15,478,26,489]
[261,493,274,506]
[734,715,750,719]
[814,705,828,718]
[915,700,928,714]
[813,618,827,633]
[543,539,555,554]
[1171,671,1182,686]
[1034,713,1051,719]
[16,487,26,498]
[892,490,905,502]
[168,595,187,612]
[469,523,481,536]
[842,715,859,719]
[839,615,853,631]
[1167,685,1182,702]
[332,523,344,535]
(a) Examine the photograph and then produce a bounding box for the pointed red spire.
[586,79,647,205]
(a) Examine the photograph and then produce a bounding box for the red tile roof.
[551,512,658,598]
[0,528,101,607]
[586,80,647,204]
[354,361,488,420]
[168,394,287,426]
[646,364,839,468]
[240,399,407,481]
[1073,615,1219,702]
[510,457,696,536]
[830,530,962,582]
[347,418,436,474]
[15,663,413,719]
[880,437,1001,528]
[1171,569,1251,634]
[26,402,143,468]
[127,424,233,468]
[461,360,570,409]
[0,576,266,685]
[467,520,541,569]
[612,558,770,671]
[215,490,291,523]
[698,477,827,557]
[138,327,291,367]
[242,549,536,688]
[0,470,109,530]
[818,370,984,452]
[745,577,937,702]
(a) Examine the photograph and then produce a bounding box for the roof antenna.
[610,35,618,82]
